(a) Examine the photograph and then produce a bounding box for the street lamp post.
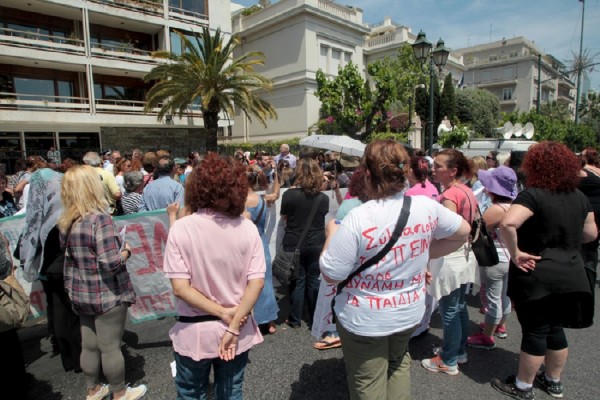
[412,30,450,155]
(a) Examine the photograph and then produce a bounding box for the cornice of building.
[232,0,370,37]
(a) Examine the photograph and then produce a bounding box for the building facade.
[456,37,576,117]
[0,0,231,173]
[230,3,466,147]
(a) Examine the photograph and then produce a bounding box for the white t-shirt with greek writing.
[320,193,462,337]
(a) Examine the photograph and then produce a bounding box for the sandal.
[313,333,342,350]
[268,321,277,334]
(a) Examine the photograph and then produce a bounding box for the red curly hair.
[185,153,248,217]
[522,141,580,192]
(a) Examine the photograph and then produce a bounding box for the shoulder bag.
[0,234,30,332]
[331,196,412,323]
[272,194,321,285]
[455,184,499,267]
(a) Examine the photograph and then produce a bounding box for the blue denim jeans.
[174,350,249,400]
[288,246,321,327]
[438,284,469,366]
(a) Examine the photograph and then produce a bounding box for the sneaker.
[116,384,148,400]
[433,346,468,364]
[491,376,534,400]
[86,384,110,400]
[467,332,496,350]
[479,322,508,339]
[421,355,459,376]
[536,373,564,398]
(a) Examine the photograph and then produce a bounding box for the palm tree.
[143,27,277,152]
[579,91,600,121]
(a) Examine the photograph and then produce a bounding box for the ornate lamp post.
[412,30,450,155]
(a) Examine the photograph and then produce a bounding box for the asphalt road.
[19,286,600,400]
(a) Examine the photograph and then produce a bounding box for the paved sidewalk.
[20,287,600,400]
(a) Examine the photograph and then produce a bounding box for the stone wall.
[101,126,207,157]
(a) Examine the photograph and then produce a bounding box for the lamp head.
[432,38,450,70]
[412,30,432,64]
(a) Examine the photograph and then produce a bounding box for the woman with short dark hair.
[491,141,597,399]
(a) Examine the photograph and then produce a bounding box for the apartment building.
[0,0,231,173]
[456,37,576,116]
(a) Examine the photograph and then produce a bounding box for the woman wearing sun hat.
[467,166,517,350]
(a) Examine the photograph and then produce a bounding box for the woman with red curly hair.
[163,153,265,400]
[491,142,597,399]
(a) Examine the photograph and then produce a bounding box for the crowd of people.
[0,139,597,400]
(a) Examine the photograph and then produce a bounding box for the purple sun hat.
[478,166,517,200]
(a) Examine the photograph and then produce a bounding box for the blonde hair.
[58,165,109,233]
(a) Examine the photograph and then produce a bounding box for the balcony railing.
[0,92,90,112]
[95,98,159,115]
[91,43,156,64]
[317,0,359,23]
[0,27,85,56]
[168,5,209,24]
[88,0,164,17]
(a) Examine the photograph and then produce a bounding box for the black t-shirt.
[508,187,592,304]
[578,168,600,214]
[280,189,328,250]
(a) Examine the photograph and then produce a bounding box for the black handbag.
[331,196,412,323]
[272,195,321,285]
[456,185,499,267]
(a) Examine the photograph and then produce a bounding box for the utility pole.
[575,0,585,124]
[537,53,542,114]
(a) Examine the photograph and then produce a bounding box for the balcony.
[0,26,85,56]
[168,4,209,25]
[88,0,164,17]
[475,78,518,88]
[95,98,159,115]
[90,42,156,65]
[0,92,90,112]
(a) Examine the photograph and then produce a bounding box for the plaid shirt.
[64,212,136,315]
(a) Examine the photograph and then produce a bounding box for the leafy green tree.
[579,91,600,121]
[456,88,500,137]
[440,73,456,122]
[540,101,571,121]
[143,27,277,152]
[315,62,368,138]
[438,125,469,149]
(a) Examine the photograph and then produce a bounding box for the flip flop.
[313,338,342,350]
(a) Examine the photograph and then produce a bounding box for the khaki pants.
[337,322,415,400]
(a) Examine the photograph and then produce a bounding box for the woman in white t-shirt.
[320,140,470,400]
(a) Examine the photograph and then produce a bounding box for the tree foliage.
[143,27,277,152]
[456,88,501,137]
[438,125,469,149]
[314,43,426,138]
[440,73,456,122]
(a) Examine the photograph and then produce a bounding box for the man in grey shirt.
[138,156,184,211]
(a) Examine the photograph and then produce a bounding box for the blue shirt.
[138,175,184,211]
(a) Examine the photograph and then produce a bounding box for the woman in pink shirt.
[405,155,439,201]
[163,153,265,400]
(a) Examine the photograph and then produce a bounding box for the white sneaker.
[86,384,109,400]
[433,346,468,364]
[119,384,148,400]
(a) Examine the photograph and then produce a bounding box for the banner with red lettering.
[1,187,346,324]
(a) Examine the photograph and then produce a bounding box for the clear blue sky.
[233,0,600,93]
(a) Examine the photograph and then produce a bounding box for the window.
[344,52,352,65]
[502,88,513,101]
[331,49,341,74]
[169,0,207,16]
[170,30,200,56]
[503,67,516,80]
[15,77,55,102]
[24,132,55,156]
[319,45,328,71]
[58,132,100,160]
